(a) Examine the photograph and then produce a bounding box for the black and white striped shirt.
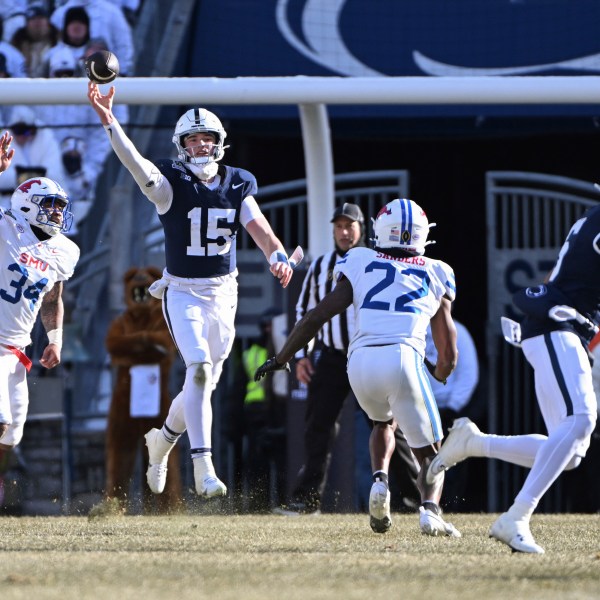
[294,250,355,358]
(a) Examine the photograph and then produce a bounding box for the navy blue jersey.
[521,204,600,344]
[156,160,258,278]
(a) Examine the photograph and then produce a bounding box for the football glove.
[254,356,291,381]
[424,357,447,385]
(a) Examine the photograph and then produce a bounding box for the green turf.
[1,513,599,599]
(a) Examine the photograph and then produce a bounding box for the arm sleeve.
[240,195,264,227]
[103,119,173,212]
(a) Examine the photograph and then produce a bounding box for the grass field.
[1,512,599,600]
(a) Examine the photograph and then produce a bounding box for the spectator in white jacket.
[0,106,68,209]
[43,5,90,76]
[50,0,134,76]
[0,16,27,77]
[10,4,60,77]
[0,0,26,43]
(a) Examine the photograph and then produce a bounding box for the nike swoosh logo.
[232,182,243,189]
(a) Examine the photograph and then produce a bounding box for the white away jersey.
[0,208,79,348]
[334,247,456,357]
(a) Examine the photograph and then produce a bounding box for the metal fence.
[67,169,409,418]
[485,171,598,512]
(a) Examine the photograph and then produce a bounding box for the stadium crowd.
[0,0,137,241]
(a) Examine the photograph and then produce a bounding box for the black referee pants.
[292,348,419,511]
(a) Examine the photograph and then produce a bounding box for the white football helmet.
[10,177,73,237]
[373,198,435,256]
[172,108,227,164]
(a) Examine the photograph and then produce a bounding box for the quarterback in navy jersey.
[88,83,294,500]
[428,205,599,554]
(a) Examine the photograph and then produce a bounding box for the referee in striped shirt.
[278,203,420,515]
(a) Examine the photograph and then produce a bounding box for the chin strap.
[186,161,219,181]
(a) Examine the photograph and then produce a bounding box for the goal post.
[2,75,598,257]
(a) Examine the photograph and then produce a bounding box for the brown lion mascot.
[98,266,182,514]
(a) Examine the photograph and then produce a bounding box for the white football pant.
[0,346,29,447]
[348,343,443,449]
[162,278,237,450]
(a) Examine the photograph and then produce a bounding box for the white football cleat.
[419,506,462,538]
[369,480,392,533]
[145,428,168,494]
[197,475,227,499]
[489,513,545,554]
[426,417,482,485]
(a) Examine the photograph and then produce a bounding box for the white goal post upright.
[2,75,599,257]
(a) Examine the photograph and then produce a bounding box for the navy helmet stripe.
[400,198,407,243]
[399,198,413,246]
[544,332,574,416]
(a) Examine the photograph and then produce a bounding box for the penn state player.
[428,206,600,554]
[0,131,79,450]
[87,83,294,499]
[256,198,461,538]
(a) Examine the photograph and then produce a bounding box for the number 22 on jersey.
[361,261,430,314]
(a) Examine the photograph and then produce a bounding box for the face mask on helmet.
[172,108,228,166]
[10,177,74,236]
[372,198,435,256]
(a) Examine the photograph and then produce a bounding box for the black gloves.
[424,357,447,385]
[254,356,291,381]
[438,408,459,433]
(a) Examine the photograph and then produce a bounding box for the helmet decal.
[373,198,435,255]
[10,177,73,237]
[19,179,42,192]
[376,205,392,219]
[18,179,43,193]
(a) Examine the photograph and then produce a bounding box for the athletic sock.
[373,470,388,485]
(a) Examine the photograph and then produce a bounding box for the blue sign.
[189,0,600,118]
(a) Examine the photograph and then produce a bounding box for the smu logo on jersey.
[19,252,49,272]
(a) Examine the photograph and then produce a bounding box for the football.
[84,50,119,84]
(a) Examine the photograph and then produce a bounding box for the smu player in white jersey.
[428,205,600,554]
[0,131,79,450]
[87,83,294,499]
[256,199,461,537]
